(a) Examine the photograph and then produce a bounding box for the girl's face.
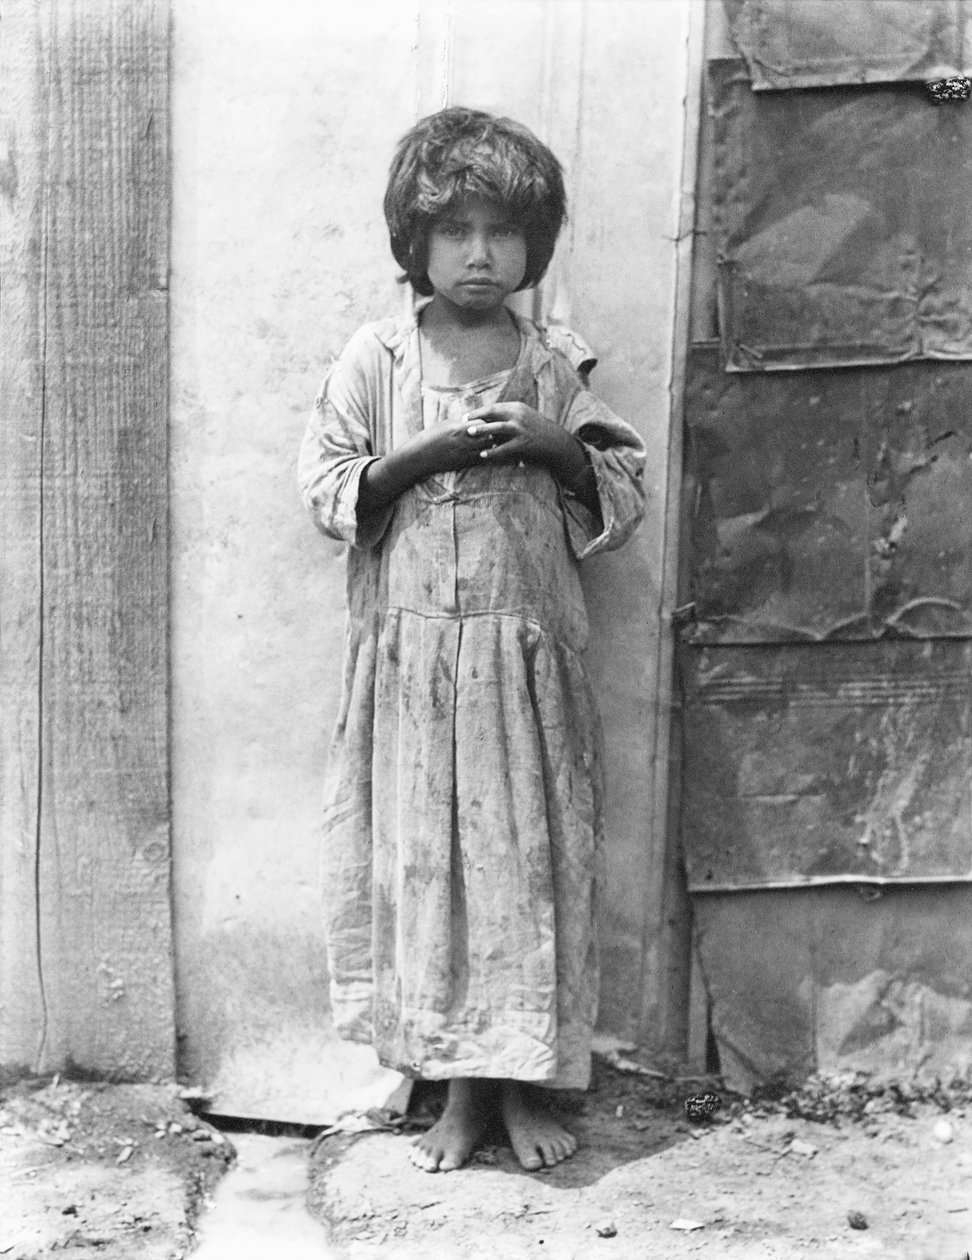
[425,197,528,311]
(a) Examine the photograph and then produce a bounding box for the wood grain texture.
[1,0,174,1079]
[0,0,46,1073]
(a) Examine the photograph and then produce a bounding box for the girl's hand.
[356,419,489,518]
[465,402,602,520]
[412,417,503,474]
[464,402,575,476]
[358,404,599,519]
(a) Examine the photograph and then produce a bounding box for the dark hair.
[383,107,567,296]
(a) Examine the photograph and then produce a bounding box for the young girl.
[298,107,646,1173]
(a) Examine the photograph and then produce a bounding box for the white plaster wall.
[170,0,418,1117]
[171,0,692,1118]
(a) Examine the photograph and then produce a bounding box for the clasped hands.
[425,401,579,477]
[358,401,596,519]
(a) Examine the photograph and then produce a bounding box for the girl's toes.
[408,1141,440,1172]
[514,1142,543,1171]
[542,1134,574,1165]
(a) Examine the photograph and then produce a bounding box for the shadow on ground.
[401,1055,695,1189]
[307,1055,712,1254]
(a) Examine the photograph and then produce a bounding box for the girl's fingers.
[464,404,511,422]
[481,434,528,460]
[466,421,516,441]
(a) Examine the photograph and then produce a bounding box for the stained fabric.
[722,0,972,92]
[711,59,972,371]
[298,314,645,1089]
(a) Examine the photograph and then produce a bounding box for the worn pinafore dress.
[298,314,646,1089]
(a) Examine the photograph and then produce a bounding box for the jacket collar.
[373,302,554,376]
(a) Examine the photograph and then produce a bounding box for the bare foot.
[409,1079,489,1172]
[500,1080,577,1171]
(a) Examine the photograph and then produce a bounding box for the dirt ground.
[310,1053,972,1259]
[1,1077,234,1259]
[3,1057,971,1259]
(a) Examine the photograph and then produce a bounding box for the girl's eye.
[438,222,466,239]
[492,224,520,239]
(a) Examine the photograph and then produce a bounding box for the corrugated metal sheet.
[683,347,972,641]
[694,885,972,1093]
[683,5,972,1094]
[679,639,972,890]
[711,59,972,370]
[722,0,972,92]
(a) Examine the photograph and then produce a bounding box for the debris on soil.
[933,1118,955,1144]
[599,1047,669,1079]
[742,1068,972,1126]
[684,1091,722,1122]
[309,1054,972,1258]
[847,1209,869,1230]
[1,1075,234,1260]
[593,1219,618,1237]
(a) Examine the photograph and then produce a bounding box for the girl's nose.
[467,231,491,265]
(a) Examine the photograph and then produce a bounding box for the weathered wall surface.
[676,0,972,1094]
[170,0,693,1119]
[1,0,174,1081]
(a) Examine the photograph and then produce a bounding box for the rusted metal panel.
[711,59,972,371]
[683,347,972,642]
[722,0,972,92]
[872,381,972,634]
[694,885,972,1092]
[683,346,869,642]
[679,639,972,890]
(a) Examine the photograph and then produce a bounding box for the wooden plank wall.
[0,0,173,1080]
[0,0,46,1075]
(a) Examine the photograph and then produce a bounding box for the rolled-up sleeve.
[297,334,394,551]
[560,387,647,560]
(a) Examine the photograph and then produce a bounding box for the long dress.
[298,311,646,1090]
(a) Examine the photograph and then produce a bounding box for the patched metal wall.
[683,349,972,641]
[681,639,972,890]
[679,2,972,1091]
[723,0,972,92]
[711,59,972,371]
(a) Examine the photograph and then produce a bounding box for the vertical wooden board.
[36,0,173,1078]
[0,0,45,1073]
[563,0,696,1053]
